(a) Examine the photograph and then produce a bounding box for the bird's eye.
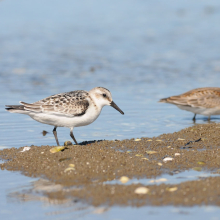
[103,94,106,97]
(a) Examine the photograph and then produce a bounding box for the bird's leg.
[70,128,78,145]
[192,114,196,122]
[53,126,60,146]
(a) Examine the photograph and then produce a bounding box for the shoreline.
[1,123,220,207]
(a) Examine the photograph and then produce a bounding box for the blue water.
[105,170,220,185]
[2,169,220,220]
[1,0,220,219]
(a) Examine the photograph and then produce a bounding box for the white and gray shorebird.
[5,87,124,146]
[159,87,220,121]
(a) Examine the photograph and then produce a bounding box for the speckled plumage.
[20,90,90,116]
[6,87,124,146]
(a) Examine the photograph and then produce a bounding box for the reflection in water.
[104,170,220,186]
[42,130,49,136]
[8,179,68,205]
[4,172,220,219]
[8,169,220,210]
[8,179,108,217]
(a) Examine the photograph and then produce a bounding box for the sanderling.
[6,87,124,146]
[159,87,220,121]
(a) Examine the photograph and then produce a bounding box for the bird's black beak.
[110,101,124,115]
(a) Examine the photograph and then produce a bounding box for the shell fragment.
[134,138,142,141]
[134,187,149,194]
[163,157,174,162]
[64,167,75,172]
[120,176,130,184]
[50,146,65,153]
[167,187,178,192]
[146,151,157,155]
[20,147,31,152]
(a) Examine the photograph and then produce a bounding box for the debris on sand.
[1,123,220,207]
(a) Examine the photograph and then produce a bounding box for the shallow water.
[1,168,220,220]
[1,0,220,219]
[2,169,220,220]
[105,169,220,185]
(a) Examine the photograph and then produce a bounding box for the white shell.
[163,157,174,162]
[20,147,31,152]
[134,187,149,194]
[119,176,130,184]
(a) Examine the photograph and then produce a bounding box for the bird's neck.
[88,95,103,112]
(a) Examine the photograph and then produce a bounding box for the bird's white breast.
[177,105,220,116]
[28,104,102,128]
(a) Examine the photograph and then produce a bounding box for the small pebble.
[119,176,130,184]
[134,187,149,194]
[69,164,75,168]
[64,141,72,146]
[167,187,178,192]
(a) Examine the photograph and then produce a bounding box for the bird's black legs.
[192,114,196,122]
[70,129,78,145]
[53,126,60,146]
[53,127,78,146]
[192,114,211,122]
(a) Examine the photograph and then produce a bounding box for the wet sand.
[1,123,220,207]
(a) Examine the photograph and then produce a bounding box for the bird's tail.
[158,98,169,103]
[5,105,25,113]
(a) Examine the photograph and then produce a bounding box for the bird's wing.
[20,90,90,116]
[187,91,220,108]
[162,88,220,108]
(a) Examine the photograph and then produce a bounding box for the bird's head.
[89,87,124,115]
